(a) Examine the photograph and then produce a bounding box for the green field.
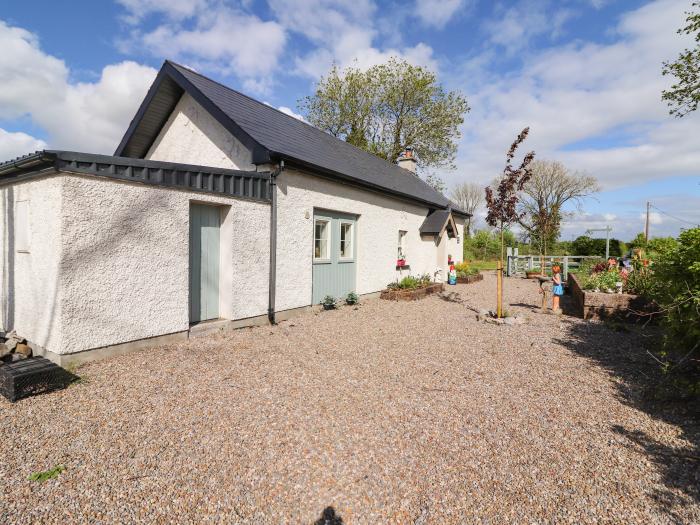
[463,259,499,271]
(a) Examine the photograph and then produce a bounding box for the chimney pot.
[397,147,417,173]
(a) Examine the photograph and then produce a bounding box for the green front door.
[312,210,357,304]
[189,203,220,323]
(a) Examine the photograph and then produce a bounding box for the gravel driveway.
[1,273,698,524]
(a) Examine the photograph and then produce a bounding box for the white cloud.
[277,106,305,121]
[268,0,438,78]
[0,19,156,155]
[117,2,286,94]
[0,129,46,160]
[448,0,700,193]
[116,0,209,23]
[414,0,466,29]
[484,0,575,53]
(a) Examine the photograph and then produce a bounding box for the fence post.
[528,256,534,270]
[563,256,569,280]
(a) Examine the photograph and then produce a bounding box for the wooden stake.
[497,259,503,318]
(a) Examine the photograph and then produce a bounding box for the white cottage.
[0,61,469,365]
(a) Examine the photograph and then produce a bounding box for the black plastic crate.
[0,357,77,402]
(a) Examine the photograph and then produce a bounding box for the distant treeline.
[463,230,678,260]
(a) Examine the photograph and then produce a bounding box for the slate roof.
[419,209,453,235]
[115,60,468,216]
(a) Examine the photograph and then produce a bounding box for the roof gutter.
[268,160,284,325]
[0,151,56,176]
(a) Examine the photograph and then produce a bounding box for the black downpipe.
[268,160,283,324]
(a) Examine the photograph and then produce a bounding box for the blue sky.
[1,0,699,241]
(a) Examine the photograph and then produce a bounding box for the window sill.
[396,264,411,270]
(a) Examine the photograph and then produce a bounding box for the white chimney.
[397,147,417,173]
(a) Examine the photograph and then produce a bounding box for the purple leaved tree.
[485,127,535,318]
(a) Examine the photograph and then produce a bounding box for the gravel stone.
[1,273,697,523]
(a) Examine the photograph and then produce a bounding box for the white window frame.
[398,230,408,259]
[15,200,30,253]
[313,218,331,262]
[339,221,354,261]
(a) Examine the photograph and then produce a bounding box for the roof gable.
[419,209,458,237]
[116,60,468,214]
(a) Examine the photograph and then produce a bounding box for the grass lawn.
[464,259,498,271]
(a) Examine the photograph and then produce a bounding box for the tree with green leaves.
[300,58,470,170]
[662,2,700,117]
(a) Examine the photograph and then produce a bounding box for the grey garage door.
[312,210,357,304]
[189,203,220,323]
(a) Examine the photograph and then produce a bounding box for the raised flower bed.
[456,272,483,284]
[380,282,444,301]
[568,272,651,322]
[381,274,444,301]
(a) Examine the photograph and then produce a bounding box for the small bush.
[346,292,359,305]
[454,261,478,277]
[321,295,337,308]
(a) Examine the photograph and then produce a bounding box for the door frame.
[311,208,358,304]
[189,201,225,324]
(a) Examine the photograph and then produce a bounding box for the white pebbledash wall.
[146,93,256,171]
[1,173,269,356]
[275,169,462,311]
[0,177,64,352]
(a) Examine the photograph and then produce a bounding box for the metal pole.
[605,226,610,260]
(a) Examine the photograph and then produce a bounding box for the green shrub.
[321,295,337,308]
[346,292,359,305]
[650,228,700,360]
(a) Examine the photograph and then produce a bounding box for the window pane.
[340,223,352,258]
[314,220,328,259]
[398,230,407,258]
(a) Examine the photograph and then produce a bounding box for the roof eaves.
[0,150,271,202]
[0,150,57,177]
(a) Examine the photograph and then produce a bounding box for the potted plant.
[396,256,406,267]
[346,292,359,305]
[321,295,337,310]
